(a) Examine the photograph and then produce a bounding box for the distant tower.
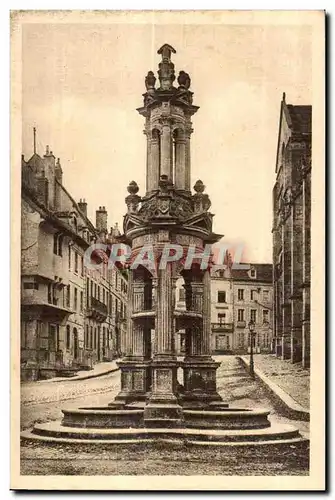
[115,45,223,426]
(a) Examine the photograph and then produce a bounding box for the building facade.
[210,264,273,354]
[21,146,127,381]
[272,93,311,368]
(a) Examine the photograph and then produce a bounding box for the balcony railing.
[86,297,108,322]
[211,322,234,332]
[236,320,246,328]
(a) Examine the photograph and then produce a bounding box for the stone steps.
[23,420,304,445]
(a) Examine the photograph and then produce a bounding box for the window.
[102,288,105,304]
[24,282,38,290]
[81,256,84,276]
[98,286,100,301]
[263,309,269,324]
[52,285,58,305]
[250,309,257,323]
[179,288,186,301]
[74,252,78,274]
[53,234,58,255]
[251,290,257,301]
[217,291,226,303]
[66,285,70,307]
[74,288,78,310]
[48,284,52,304]
[263,290,270,301]
[80,291,83,312]
[237,309,244,322]
[250,269,256,278]
[94,328,97,350]
[68,245,71,270]
[218,312,226,324]
[90,326,93,349]
[238,289,244,301]
[66,325,71,350]
[85,325,89,348]
[90,280,93,299]
[21,321,28,348]
[86,278,90,307]
[53,234,63,256]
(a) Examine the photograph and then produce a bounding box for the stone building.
[272,93,311,368]
[210,263,273,354]
[21,146,127,381]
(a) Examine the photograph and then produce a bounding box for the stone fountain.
[22,45,308,451]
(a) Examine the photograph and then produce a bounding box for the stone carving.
[145,71,156,92]
[138,183,194,222]
[125,181,141,213]
[157,44,176,90]
[177,70,191,90]
[193,180,211,213]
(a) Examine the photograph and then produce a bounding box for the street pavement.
[245,354,310,408]
[20,356,310,476]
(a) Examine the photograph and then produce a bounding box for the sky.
[22,18,312,263]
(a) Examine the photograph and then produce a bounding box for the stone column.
[161,121,172,180]
[281,215,292,360]
[290,197,303,363]
[201,270,212,357]
[302,173,311,368]
[132,281,145,313]
[144,263,182,426]
[155,265,174,356]
[124,272,134,357]
[184,129,192,191]
[150,133,160,191]
[175,137,186,190]
[114,272,150,404]
[182,270,223,407]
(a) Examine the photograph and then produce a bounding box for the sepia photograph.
[11,9,325,490]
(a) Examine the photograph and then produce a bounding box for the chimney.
[96,206,108,233]
[78,198,88,217]
[43,145,56,209]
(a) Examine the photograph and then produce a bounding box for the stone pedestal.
[114,360,151,403]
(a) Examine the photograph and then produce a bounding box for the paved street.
[21,356,309,476]
[246,354,310,408]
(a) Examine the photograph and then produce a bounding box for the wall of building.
[272,97,311,368]
[210,266,273,354]
[21,150,128,381]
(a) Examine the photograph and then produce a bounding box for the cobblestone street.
[20,356,309,476]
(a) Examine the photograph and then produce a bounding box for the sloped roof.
[286,105,312,135]
[231,263,273,283]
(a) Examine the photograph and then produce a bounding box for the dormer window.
[73,217,77,233]
[249,268,256,279]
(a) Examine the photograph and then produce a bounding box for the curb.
[64,366,120,383]
[237,356,310,422]
[27,364,121,385]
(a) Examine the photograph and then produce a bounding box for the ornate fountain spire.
[157,43,176,90]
